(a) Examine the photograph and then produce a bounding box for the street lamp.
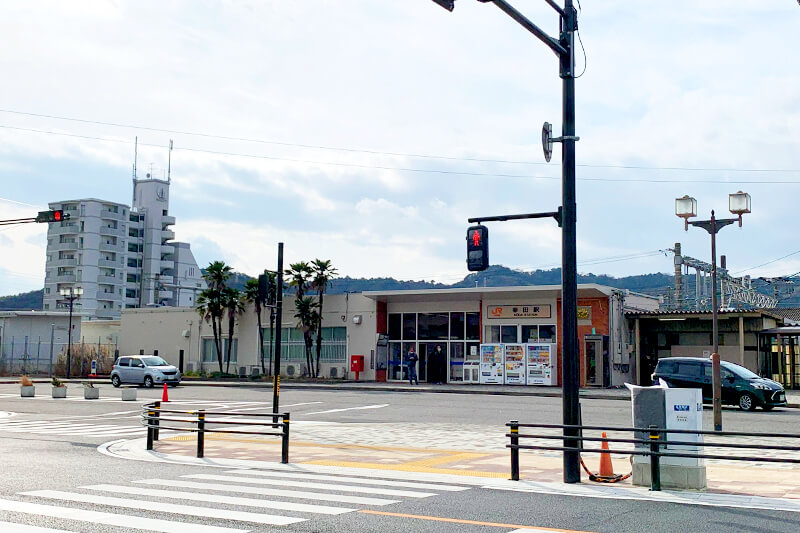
[430,0,582,483]
[59,286,83,378]
[675,191,751,431]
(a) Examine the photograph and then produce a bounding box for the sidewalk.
[134,425,800,502]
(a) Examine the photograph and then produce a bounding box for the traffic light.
[466,225,489,271]
[258,273,269,302]
[35,210,68,223]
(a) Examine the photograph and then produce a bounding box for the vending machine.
[525,343,555,385]
[504,344,526,385]
[479,344,504,384]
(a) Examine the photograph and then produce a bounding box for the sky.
[1,1,799,297]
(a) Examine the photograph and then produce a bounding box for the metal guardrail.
[507,421,800,491]
[141,401,290,463]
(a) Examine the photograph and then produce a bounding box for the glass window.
[466,312,480,340]
[388,313,402,340]
[521,325,538,343]
[484,325,500,343]
[539,325,556,343]
[449,312,465,340]
[403,313,416,340]
[676,361,701,377]
[117,358,130,367]
[142,357,168,366]
[419,313,449,340]
[501,325,518,343]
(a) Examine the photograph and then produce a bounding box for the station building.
[118,284,660,388]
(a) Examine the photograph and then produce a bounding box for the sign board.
[577,306,592,321]
[487,305,551,319]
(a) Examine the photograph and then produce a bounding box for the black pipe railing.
[507,421,800,491]
[142,401,290,463]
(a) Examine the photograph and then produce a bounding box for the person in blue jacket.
[407,346,419,385]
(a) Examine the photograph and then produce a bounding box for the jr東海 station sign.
[487,305,552,319]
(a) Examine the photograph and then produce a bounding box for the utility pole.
[272,242,284,414]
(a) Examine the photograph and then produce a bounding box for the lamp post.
[675,191,751,431]
[58,286,83,378]
[431,0,581,483]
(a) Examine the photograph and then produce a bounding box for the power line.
[733,249,800,275]
[3,124,800,185]
[1,108,799,173]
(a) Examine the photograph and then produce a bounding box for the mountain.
[0,289,44,311]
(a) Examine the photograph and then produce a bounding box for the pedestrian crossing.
[0,417,146,437]
[0,467,473,532]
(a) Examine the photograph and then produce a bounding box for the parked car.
[110,355,181,388]
[651,356,786,411]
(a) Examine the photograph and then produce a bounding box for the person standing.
[407,346,419,385]
[433,345,446,384]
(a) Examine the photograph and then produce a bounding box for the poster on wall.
[526,343,556,385]
[504,344,526,385]
[479,344,504,384]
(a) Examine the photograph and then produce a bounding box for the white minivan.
[110,355,181,388]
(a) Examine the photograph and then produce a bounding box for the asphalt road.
[0,384,799,532]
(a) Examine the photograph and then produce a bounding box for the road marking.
[0,521,74,532]
[0,498,248,533]
[305,403,389,415]
[133,478,401,505]
[83,483,354,515]
[21,490,305,526]
[184,473,437,498]
[223,469,471,491]
[358,510,596,532]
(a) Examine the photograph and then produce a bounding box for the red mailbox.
[350,355,365,381]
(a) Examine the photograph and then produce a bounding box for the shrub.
[51,377,65,387]
[20,375,33,387]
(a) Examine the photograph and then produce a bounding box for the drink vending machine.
[525,343,555,385]
[503,344,526,385]
[479,344,504,384]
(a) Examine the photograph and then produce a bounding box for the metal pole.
[710,211,722,431]
[197,410,205,458]
[649,425,661,491]
[272,243,284,414]
[560,0,581,484]
[66,297,73,379]
[510,420,520,481]
[49,324,55,378]
[281,412,290,464]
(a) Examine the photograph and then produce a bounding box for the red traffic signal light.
[466,225,489,271]
[35,210,69,223]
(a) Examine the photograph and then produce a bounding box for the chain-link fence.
[0,338,118,376]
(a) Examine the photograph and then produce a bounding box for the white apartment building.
[43,176,205,319]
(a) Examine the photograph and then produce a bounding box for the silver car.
[110,355,181,388]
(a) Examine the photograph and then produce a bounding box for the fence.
[141,401,290,463]
[507,421,800,491]
[0,339,118,376]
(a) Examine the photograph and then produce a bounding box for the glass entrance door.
[585,338,602,386]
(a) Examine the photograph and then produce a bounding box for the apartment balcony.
[99,242,123,252]
[95,308,120,319]
[160,259,175,270]
[100,226,124,237]
[97,290,121,302]
[162,215,176,226]
[160,244,175,255]
[161,229,175,241]
[49,242,79,251]
[49,258,77,268]
[100,209,124,220]
[53,274,77,283]
[98,258,121,268]
[49,225,80,236]
[97,274,120,285]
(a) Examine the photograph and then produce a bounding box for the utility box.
[630,385,706,489]
[350,355,365,381]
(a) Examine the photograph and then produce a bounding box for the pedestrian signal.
[466,225,489,271]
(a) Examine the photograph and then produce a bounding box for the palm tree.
[222,287,245,375]
[294,296,319,377]
[286,262,313,300]
[196,288,224,373]
[311,259,338,378]
[197,261,234,374]
[243,278,267,375]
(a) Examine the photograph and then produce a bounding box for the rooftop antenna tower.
[167,139,173,183]
[132,136,138,205]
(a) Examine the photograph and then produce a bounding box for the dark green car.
[652,357,786,411]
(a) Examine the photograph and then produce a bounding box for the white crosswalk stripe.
[0,418,145,437]
[2,467,474,531]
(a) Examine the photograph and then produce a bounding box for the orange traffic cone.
[161,382,169,402]
[598,431,614,476]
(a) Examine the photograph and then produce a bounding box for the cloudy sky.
[1,1,799,296]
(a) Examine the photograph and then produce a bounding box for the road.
[0,383,798,532]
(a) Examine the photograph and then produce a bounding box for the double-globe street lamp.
[58,286,83,379]
[431,0,582,483]
[675,191,751,431]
